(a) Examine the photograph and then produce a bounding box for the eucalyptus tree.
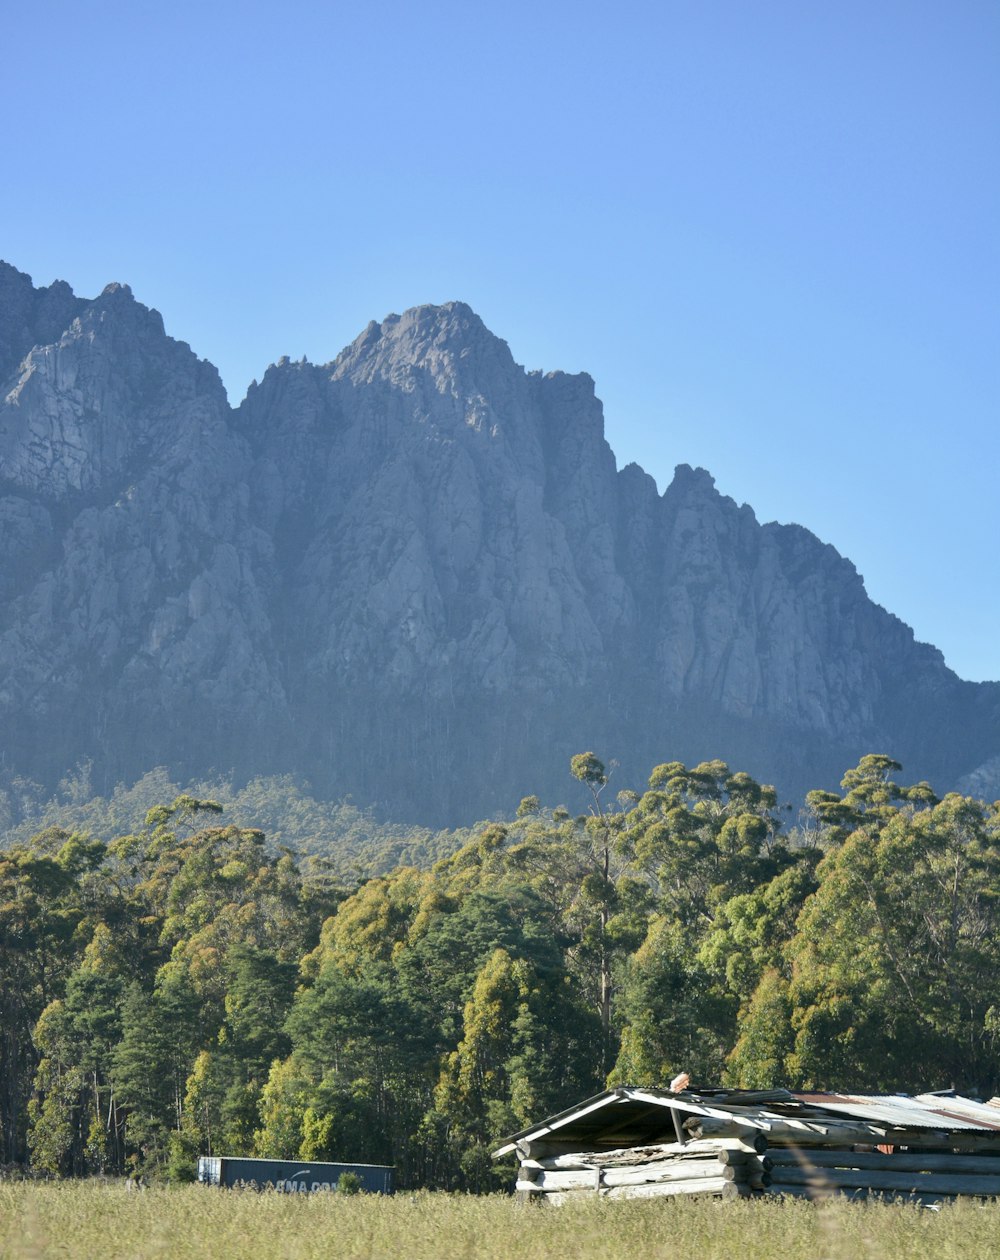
[610,759,801,1088]
[0,829,109,1167]
[786,792,1000,1092]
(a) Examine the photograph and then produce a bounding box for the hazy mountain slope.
[0,265,285,783]
[0,263,996,822]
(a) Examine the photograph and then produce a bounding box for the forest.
[1,752,998,1190]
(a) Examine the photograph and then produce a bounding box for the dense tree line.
[0,766,468,880]
[1,755,998,1187]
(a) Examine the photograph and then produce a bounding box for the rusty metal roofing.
[629,1087,1000,1134]
[790,1092,1000,1132]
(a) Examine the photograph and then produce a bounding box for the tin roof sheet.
[791,1092,1000,1132]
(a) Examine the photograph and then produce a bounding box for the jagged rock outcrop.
[1,262,997,822]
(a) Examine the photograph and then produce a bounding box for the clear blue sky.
[3,0,997,680]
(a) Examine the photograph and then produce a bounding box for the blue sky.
[3,0,997,681]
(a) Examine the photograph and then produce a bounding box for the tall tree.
[787,793,1000,1093]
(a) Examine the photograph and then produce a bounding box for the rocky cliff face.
[1,262,997,822]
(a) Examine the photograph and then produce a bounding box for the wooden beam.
[531,1160,746,1193]
[525,1139,765,1171]
[543,1178,750,1205]
[767,1148,1000,1175]
[769,1166,1000,1196]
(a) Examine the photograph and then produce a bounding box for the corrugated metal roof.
[792,1092,1000,1132]
[913,1094,1000,1130]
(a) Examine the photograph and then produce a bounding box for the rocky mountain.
[1,261,997,824]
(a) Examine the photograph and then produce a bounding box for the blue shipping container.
[197,1155,394,1194]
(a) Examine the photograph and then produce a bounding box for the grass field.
[2,1183,1000,1260]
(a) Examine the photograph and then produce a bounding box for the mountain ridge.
[1,262,996,823]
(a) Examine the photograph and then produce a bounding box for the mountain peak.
[370,300,497,356]
[381,299,484,329]
[331,300,517,389]
[99,281,134,300]
[671,462,717,491]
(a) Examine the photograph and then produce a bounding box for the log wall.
[516,1129,1000,1206]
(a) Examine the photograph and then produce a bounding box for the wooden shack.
[494,1086,1000,1206]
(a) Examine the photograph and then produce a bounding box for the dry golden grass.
[2,1183,1000,1260]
